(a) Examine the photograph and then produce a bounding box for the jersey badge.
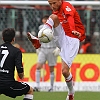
[66,6,71,12]
[1,46,7,48]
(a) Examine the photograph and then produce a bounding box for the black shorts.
[0,81,30,98]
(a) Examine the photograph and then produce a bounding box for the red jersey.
[53,1,86,41]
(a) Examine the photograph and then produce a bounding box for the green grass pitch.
[0,91,100,100]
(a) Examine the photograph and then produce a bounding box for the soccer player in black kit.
[0,28,34,100]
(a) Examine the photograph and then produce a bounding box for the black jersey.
[0,42,23,88]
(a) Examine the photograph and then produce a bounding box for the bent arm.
[18,72,24,79]
[17,67,24,79]
[67,15,81,38]
[67,15,75,31]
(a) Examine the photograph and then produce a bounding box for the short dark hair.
[2,28,15,42]
[42,15,49,21]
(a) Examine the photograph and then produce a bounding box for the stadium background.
[0,0,100,92]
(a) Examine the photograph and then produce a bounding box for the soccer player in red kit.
[27,0,85,100]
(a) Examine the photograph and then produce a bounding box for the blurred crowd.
[0,0,100,53]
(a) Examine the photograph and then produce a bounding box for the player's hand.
[27,32,41,49]
[36,48,40,55]
[53,47,60,56]
[72,31,81,38]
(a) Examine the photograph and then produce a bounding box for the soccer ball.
[38,28,54,43]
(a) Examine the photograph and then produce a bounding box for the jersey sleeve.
[15,49,24,73]
[63,2,76,31]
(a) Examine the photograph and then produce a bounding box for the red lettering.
[30,64,50,81]
[42,64,50,81]
[16,62,29,82]
[80,63,99,81]
[17,76,29,82]
[16,62,100,82]
[55,63,62,81]
[71,63,81,81]
[30,64,36,81]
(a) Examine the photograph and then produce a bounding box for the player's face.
[48,0,62,11]
[42,19,47,24]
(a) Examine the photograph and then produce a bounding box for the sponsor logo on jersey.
[0,69,9,73]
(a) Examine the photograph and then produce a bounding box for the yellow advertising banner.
[15,53,100,82]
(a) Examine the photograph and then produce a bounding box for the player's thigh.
[38,49,46,64]
[60,36,80,68]
[47,48,57,66]
[2,81,30,98]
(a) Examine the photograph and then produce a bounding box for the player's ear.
[12,37,15,42]
[2,37,4,40]
[2,37,5,42]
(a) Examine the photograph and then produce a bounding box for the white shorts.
[37,48,57,66]
[54,24,80,67]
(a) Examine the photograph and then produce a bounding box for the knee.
[24,87,33,100]
[36,67,41,70]
[50,14,58,20]
[62,67,69,78]
[27,87,33,94]
[49,14,60,26]
[49,66,54,73]
[36,63,43,70]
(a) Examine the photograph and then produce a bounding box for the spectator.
[79,35,93,54]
